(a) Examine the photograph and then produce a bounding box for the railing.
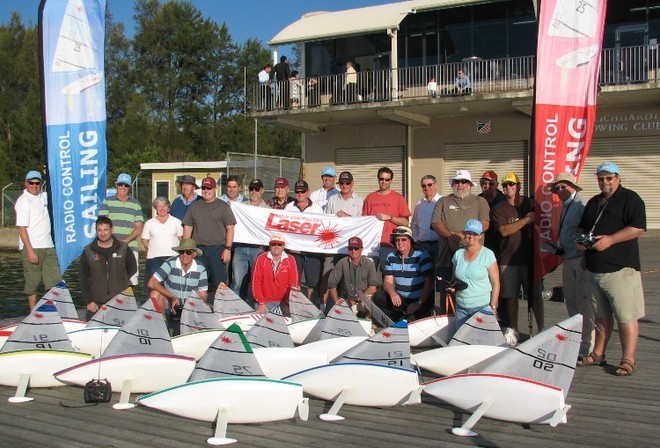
[248,44,658,112]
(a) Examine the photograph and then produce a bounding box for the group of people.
[17,159,646,374]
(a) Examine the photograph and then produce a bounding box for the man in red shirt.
[252,233,299,314]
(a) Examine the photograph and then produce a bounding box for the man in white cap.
[309,166,339,211]
[99,172,144,286]
[252,233,299,314]
[431,169,489,312]
[547,172,592,359]
[577,161,646,377]
[15,169,62,310]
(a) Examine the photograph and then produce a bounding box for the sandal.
[577,352,606,367]
[615,358,635,376]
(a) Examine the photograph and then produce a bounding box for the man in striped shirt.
[382,226,434,320]
[99,172,144,286]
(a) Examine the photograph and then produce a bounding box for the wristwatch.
[225,246,232,250]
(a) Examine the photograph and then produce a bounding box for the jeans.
[231,246,261,302]
[144,256,169,296]
[199,245,227,295]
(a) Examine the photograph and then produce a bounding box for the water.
[0,250,147,322]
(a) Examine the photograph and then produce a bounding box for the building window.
[156,181,169,200]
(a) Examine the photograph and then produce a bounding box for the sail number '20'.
[533,348,557,371]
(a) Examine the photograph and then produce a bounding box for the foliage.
[0,1,301,185]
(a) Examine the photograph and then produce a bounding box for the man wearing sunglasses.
[252,233,299,314]
[183,177,236,295]
[309,166,339,212]
[491,172,536,345]
[547,172,592,359]
[99,172,144,286]
[412,175,442,269]
[327,237,380,313]
[577,161,646,377]
[478,170,505,252]
[148,239,208,318]
[432,170,490,312]
[15,169,62,310]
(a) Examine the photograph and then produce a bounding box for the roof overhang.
[140,162,227,170]
[269,0,490,46]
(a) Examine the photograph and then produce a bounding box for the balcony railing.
[249,44,658,112]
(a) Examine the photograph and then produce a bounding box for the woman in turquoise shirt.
[451,219,500,328]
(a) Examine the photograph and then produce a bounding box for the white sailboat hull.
[253,347,328,379]
[408,315,454,347]
[412,345,507,376]
[0,319,87,349]
[0,350,91,387]
[172,329,224,360]
[296,336,367,361]
[68,326,119,356]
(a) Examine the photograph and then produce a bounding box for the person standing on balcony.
[454,70,472,95]
[257,63,272,110]
[345,61,358,103]
[272,55,291,109]
[290,71,302,109]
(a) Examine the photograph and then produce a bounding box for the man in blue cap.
[309,166,339,212]
[577,161,646,377]
[15,169,62,310]
[99,172,144,286]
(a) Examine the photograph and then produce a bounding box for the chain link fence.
[225,152,302,197]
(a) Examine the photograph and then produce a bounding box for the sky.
[0,0,393,45]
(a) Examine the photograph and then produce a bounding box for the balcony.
[248,44,659,124]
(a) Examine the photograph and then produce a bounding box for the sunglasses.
[421,183,435,188]
[597,175,615,182]
[270,242,284,247]
[339,181,352,185]
[295,190,307,194]
[201,186,214,190]
[480,180,494,186]
[394,237,409,243]
[248,186,261,191]
[178,250,196,255]
[502,182,517,188]
[453,179,471,185]
[348,246,361,251]
[552,184,568,192]
[378,177,392,182]
[116,183,130,188]
[27,181,41,185]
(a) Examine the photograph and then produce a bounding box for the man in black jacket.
[272,55,291,109]
[79,216,137,320]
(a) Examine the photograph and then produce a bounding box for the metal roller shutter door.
[443,141,529,195]
[335,147,405,199]
[578,136,658,229]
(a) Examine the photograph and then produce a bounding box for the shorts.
[589,267,645,324]
[22,247,62,295]
[499,264,528,299]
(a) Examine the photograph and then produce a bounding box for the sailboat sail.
[190,323,265,382]
[52,0,96,73]
[86,288,138,328]
[101,297,173,358]
[180,294,223,335]
[0,300,73,352]
[320,299,369,340]
[34,281,78,320]
[246,312,294,349]
[476,314,583,396]
[213,283,254,318]
[332,320,411,369]
[288,289,323,322]
[448,307,506,347]
[357,292,394,329]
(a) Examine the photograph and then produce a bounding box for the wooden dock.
[1,233,659,448]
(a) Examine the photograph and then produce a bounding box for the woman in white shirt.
[141,196,183,294]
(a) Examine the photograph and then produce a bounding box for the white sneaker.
[504,327,519,347]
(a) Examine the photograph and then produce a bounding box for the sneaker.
[504,327,519,347]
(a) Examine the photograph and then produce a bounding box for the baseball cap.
[501,172,520,184]
[269,233,286,245]
[480,170,498,182]
[201,177,217,188]
[463,219,483,235]
[338,171,353,183]
[274,177,289,188]
[548,172,582,192]
[347,236,363,248]
[116,173,132,185]
[595,161,620,175]
[177,174,199,188]
[249,178,264,189]
[390,226,414,243]
[26,170,42,181]
[321,167,336,177]
[448,169,475,187]
[294,180,309,192]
